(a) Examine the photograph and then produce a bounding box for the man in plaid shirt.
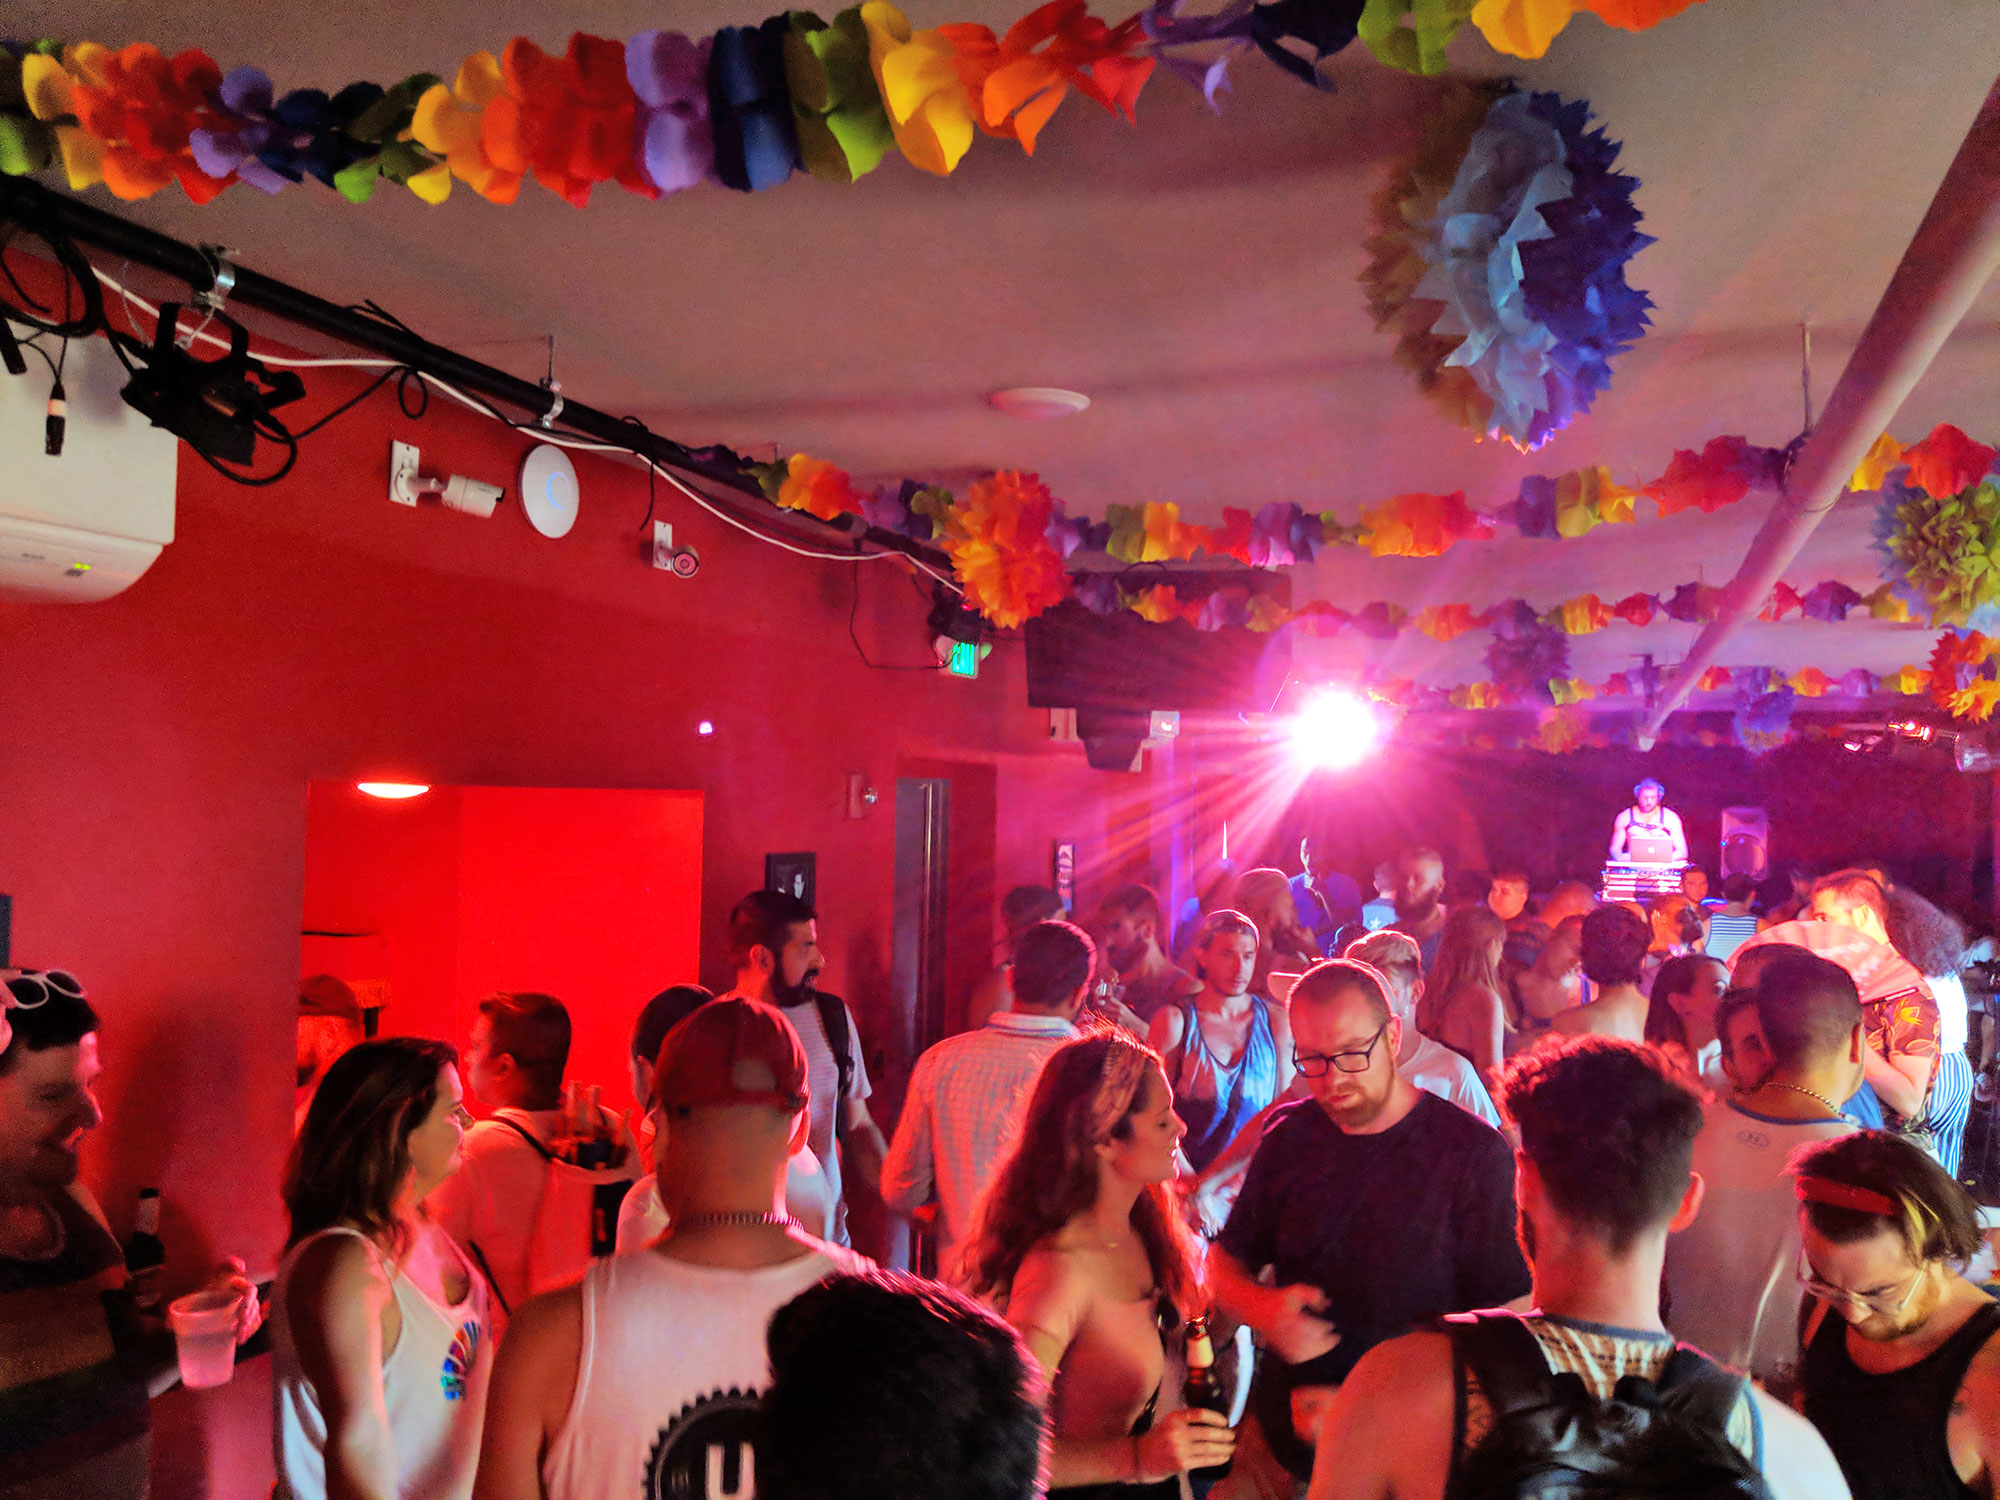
[883,922,1094,1270]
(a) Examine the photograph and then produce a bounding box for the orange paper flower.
[67,42,233,202]
[942,0,1153,155]
[411,52,524,203]
[1900,423,1997,501]
[1128,583,1182,623]
[1359,491,1492,558]
[1558,594,1612,635]
[1697,667,1732,692]
[1848,432,1903,493]
[1582,0,1707,26]
[1788,668,1832,698]
[1643,436,1754,517]
[1415,604,1480,641]
[939,471,1073,628]
[775,454,866,522]
[483,34,649,206]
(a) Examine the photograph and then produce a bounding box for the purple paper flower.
[1072,574,1122,615]
[189,67,293,194]
[1142,0,1364,106]
[1801,581,1863,623]
[1487,623,1569,702]
[1196,588,1251,632]
[1662,583,1705,623]
[1505,475,1558,539]
[628,31,715,195]
[1837,668,1876,698]
[1353,601,1404,639]
[1249,502,1302,567]
[1486,598,1542,640]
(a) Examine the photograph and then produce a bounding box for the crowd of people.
[2,848,1997,1500]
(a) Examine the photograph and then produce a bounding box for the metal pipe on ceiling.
[0,175,950,574]
[1636,74,2000,748]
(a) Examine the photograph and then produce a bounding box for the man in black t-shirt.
[1210,959,1529,1496]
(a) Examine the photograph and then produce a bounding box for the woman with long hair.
[960,1032,1232,1497]
[1229,867,1319,996]
[1418,906,1510,1076]
[272,1037,491,1500]
[1644,953,1731,1091]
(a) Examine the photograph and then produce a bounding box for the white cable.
[91,263,958,584]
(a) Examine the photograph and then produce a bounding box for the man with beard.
[1389,847,1448,970]
[1797,1129,2000,1499]
[1303,1038,1845,1500]
[1095,883,1202,1026]
[0,970,258,1500]
[724,890,889,1248]
[1208,959,1529,1499]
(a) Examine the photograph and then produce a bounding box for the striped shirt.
[881,1012,1078,1264]
[0,1187,154,1500]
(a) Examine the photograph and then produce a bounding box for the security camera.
[668,545,700,578]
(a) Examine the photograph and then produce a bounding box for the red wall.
[301,783,704,1108]
[0,330,1166,1495]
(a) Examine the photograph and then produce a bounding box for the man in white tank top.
[474,997,871,1500]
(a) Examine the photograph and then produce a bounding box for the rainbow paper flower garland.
[0,1,1709,207]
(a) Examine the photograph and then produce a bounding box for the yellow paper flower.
[1129,584,1181,623]
[1788,668,1832,698]
[1471,0,1578,59]
[1883,665,1927,695]
[1554,466,1636,537]
[1848,432,1903,493]
[410,52,521,204]
[861,2,976,177]
[1863,584,1911,623]
[1246,596,1293,634]
[1559,594,1612,635]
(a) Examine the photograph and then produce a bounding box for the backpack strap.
[816,993,855,1130]
[1443,1313,1557,1500]
[491,1114,556,1162]
[1647,1346,1751,1436]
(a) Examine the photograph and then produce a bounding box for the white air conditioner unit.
[1,334,178,601]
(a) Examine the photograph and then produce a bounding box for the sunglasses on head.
[2,969,86,1009]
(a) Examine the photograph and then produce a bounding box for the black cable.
[288,363,414,440]
[848,563,948,671]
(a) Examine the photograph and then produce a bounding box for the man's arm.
[1209,1246,1338,1365]
[1305,1333,1455,1500]
[473,1285,582,1500]
[837,1006,889,1193]
[1864,1042,1930,1120]
[878,1056,936,1214]
[1749,1389,1853,1500]
[1609,808,1631,858]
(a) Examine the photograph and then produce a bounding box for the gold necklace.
[1758,1081,1847,1118]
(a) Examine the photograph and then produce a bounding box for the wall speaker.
[1719,806,1769,880]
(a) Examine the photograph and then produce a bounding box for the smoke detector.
[989,387,1090,420]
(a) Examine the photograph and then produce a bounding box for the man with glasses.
[1664,951,1863,1399]
[1208,959,1528,1500]
[1796,1129,2000,1499]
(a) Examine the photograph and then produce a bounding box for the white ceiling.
[18,0,2000,687]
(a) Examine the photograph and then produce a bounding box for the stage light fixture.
[357,781,430,800]
[1289,690,1382,770]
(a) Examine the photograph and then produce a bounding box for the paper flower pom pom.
[934,471,1073,628]
[1877,470,2000,627]
[1374,88,1650,450]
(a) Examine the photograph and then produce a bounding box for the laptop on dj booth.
[1627,831,1678,864]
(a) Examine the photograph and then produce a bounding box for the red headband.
[1796,1175,1900,1217]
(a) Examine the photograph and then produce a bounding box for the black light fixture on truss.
[119,301,305,468]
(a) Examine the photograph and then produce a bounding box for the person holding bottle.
[961,1031,1234,1500]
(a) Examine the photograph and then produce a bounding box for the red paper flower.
[484,34,650,206]
[1900,423,1997,501]
[1612,593,1656,627]
[942,0,1153,155]
[1583,0,1707,28]
[1697,666,1732,692]
[68,42,233,202]
[1759,582,1803,621]
[1643,436,1754,517]
[1415,604,1479,641]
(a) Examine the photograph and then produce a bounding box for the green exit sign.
[946,640,981,678]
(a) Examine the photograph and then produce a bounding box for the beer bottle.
[1183,1313,1234,1482]
[124,1188,165,1314]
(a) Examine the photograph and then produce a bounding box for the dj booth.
[1600,861,1689,904]
[1600,828,1685,904]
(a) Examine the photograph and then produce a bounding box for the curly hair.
[1501,1035,1703,1253]
[958,1032,1202,1322]
[1581,906,1651,988]
[284,1037,458,1256]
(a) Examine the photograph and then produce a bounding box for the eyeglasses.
[2,969,85,1010]
[1294,1022,1390,1077]
[1795,1249,1925,1317]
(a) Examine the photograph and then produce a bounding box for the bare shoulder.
[1957,1310,2000,1425]
[1149,1005,1188,1052]
[288,1231,387,1307]
[489,1281,585,1429]
[1747,1387,1851,1500]
[1308,1332,1455,1500]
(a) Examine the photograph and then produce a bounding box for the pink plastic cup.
[167,1289,241,1388]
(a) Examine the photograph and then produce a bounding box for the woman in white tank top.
[273,1037,493,1500]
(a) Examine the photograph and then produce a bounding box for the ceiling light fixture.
[357,781,431,799]
[989,387,1090,421]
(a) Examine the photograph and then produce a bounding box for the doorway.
[890,777,950,1272]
